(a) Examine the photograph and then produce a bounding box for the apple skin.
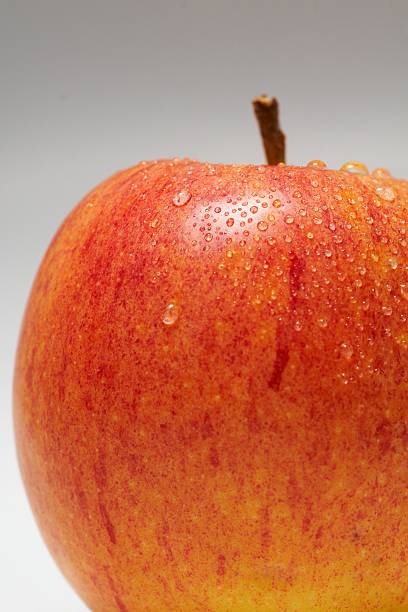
[14,159,408,611]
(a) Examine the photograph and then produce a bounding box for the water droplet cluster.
[139,158,407,386]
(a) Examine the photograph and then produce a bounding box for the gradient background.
[1,1,408,609]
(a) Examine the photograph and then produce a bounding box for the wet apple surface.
[14,159,408,610]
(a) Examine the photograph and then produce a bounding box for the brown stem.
[252,95,286,165]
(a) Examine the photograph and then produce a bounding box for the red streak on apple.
[14,159,408,610]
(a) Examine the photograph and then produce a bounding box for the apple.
[14,98,408,611]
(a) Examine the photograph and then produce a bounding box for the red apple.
[14,101,408,610]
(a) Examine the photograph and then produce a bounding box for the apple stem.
[252,95,286,165]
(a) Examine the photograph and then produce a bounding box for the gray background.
[1,1,407,609]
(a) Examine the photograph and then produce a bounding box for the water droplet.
[307,160,327,169]
[328,222,336,232]
[324,250,332,258]
[340,342,354,360]
[162,302,179,326]
[250,206,258,214]
[395,333,408,349]
[205,232,213,242]
[388,257,398,270]
[173,190,191,207]
[372,167,392,179]
[150,216,160,229]
[307,232,314,240]
[400,284,408,300]
[285,215,294,225]
[294,320,302,331]
[317,317,328,328]
[340,161,369,175]
[226,217,234,227]
[272,199,282,209]
[382,305,393,316]
[257,220,268,232]
[313,217,323,225]
[214,206,221,213]
[375,186,395,202]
